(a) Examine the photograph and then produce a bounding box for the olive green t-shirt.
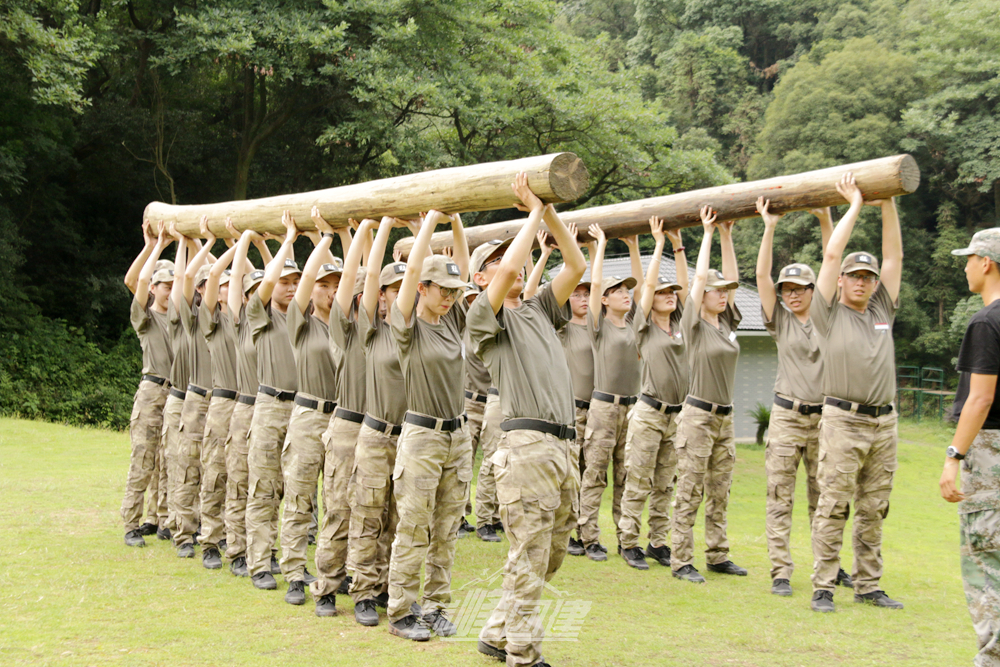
[635,303,688,405]
[130,296,173,379]
[167,299,192,390]
[681,296,742,406]
[468,283,574,426]
[233,305,259,396]
[246,292,297,393]
[558,322,594,402]
[330,305,366,413]
[764,302,823,404]
[180,300,213,391]
[360,303,406,425]
[391,299,467,419]
[811,282,897,406]
[588,303,641,397]
[200,303,238,391]
[288,305,338,402]
[464,327,492,395]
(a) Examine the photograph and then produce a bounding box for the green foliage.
[0,315,140,430]
[747,401,771,445]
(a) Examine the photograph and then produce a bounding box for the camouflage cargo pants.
[198,394,234,550]
[465,396,486,517]
[225,399,255,560]
[279,398,333,581]
[348,423,399,603]
[765,402,820,581]
[475,394,503,529]
[478,429,580,667]
[618,401,680,551]
[387,419,473,622]
[175,390,209,547]
[121,379,169,532]
[311,415,360,598]
[161,392,185,531]
[670,402,736,570]
[245,392,292,577]
[962,509,1000,666]
[811,403,897,594]
[578,397,629,547]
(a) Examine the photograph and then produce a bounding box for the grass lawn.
[0,416,978,666]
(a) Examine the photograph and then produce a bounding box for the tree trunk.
[147,152,588,238]
[394,154,920,257]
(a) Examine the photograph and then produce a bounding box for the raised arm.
[545,207,586,305]
[667,227,688,303]
[398,210,446,324]
[449,213,470,282]
[295,227,334,315]
[623,234,644,304]
[125,220,157,295]
[363,216,409,324]
[184,216,215,305]
[816,173,865,303]
[135,226,171,309]
[487,173,545,313]
[690,206,718,314]
[337,217,376,318]
[168,222,188,313]
[719,218,738,283]
[257,211,299,307]
[640,217,666,319]
[523,230,554,300]
[876,197,902,301]
[205,239,238,314]
[228,226,260,321]
[587,223,607,320]
[755,197,780,320]
[255,235,275,266]
[810,206,835,254]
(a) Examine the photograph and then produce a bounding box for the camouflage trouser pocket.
[962,510,1000,555]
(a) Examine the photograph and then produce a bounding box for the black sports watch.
[946,446,965,461]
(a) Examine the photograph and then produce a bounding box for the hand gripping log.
[394,154,920,258]
[145,152,589,238]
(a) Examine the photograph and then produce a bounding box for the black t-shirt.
[953,299,1000,428]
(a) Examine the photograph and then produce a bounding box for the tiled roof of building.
[552,252,766,331]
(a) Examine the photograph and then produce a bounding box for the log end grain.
[898,153,921,194]
[548,153,590,203]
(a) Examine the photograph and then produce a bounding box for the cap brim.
[280,268,302,278]
[606,277,638,291]
[841,264,880,277]
[776,277,813,287]
[654,282,682,292]
[434,276,469,290]
[952,247,975,257]
[475,239,514,272]
[705,281,739,291]
[244,279,264,294]
[316,268,343,281]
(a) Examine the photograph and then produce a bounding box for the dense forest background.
[1,0,997,427]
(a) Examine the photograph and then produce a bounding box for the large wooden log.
[146,153,589,238]
[394,154,920,257]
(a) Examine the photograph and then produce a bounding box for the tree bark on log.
[394,154,920,258]
[146,152,588,238]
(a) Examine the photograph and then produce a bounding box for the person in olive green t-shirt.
[578,222,644,562]
[244,211,301,590]
[121,225,175,548]
[671,205,747,584]
[617,216,689,571]
[469,174,587,667]
[280,214,352,607]
[808,174,904,613]
[346,215,414,626]
[385,210,471,642]
[755,197,854,597]
[193,223,241,571]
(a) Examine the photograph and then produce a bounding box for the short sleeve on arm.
[130,296,150,334]
[331,305,354,351]
[286,303,310,347]
[389,301,414,355]
[722,300,742,329]
[468,291,502,360]
[246,291,270,343]
[809,287,836,337]
[957,320,1000,376]
[200,303,220,341]
[871,282,899,323]
[680,295,700,341]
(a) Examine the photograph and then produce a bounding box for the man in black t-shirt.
[941,228,1000,665]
